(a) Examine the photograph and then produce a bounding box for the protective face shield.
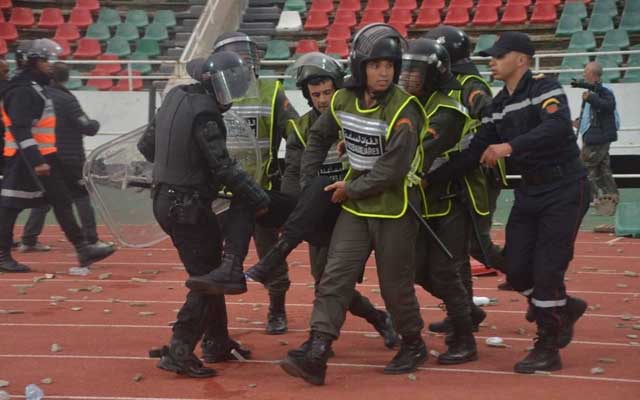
[17,38,63,68]
[212,33,261,74]
[399,56,429,97]
[400,38,454,96]
[293,52,344,89]
[206,51,259,106]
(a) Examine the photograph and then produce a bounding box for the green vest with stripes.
[330,86,427,219]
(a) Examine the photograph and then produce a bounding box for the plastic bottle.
[25,384,44,400]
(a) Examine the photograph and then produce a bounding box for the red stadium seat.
[449,0,474,9]
[38,8,65,29]
[56,39,71,58]
[337,0,361,12]
[365,0,390,12]
[325,39,349,58]
[54,23,81,42]
[393,0,418,10]
[68,8,93,29]
[86,70,114,90]
[304,11,329,30]
[73,38,102,59]
[310,0,334,13]
[501,5,528,24]
[112,71,144,91]
[388,21,408,37]
[295,39,319,54]
[477,0,503,7]
[358,9,385,27]
[0,12,3,23]
[388,8,413,26]
[506,0,532,6]
[420,0,445,11]
[75,0,101,13]
[10,7,35,28]
[536,0,561,5]
[473,5,499,26]
[0,38,7,56]
[415,8,441,28]
[0,22,18,42]
[91,53,122,75]
[327,23,351,41]
[530,3,557,24]
[443,6,470,26]
[334,9,357,29]
[0,0,12,10]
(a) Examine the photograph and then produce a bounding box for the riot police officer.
[138,52,268,378]
[0,39,114,273]
[399,38,479,364]
[280,24,427,386]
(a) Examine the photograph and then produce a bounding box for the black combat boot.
[266,291,288,335]
[370,311,400,349]
[429,304,486,334]
[558,296,587,348]
[438,319,478,365]
[281,332,333,386]
[383,333,428,374]
[150,339,217,378]
[245,239,295,284]
[201,336,252,363]
[185,253,247,295]
[514,324,562,374]
[0,248,30,273]
[76,241,116,268]
[497,281,514,291]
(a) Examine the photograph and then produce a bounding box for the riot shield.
[83,110,261,248]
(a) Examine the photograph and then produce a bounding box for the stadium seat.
[135,38,161,58]
[38,8,64,29]
[598,58,620,82]
[555,14,583,37]
[592,1,618,18]
[0,0,11,10]
[264,39,290,60]
[144,23,169,41]
[358,9,385,27]
[561,1,587,20]
[420,0,445,10]
[75,0,100,13]
[106,37,132,57]
[602,29,630,49]
[587,13,613,34]
[327,24,351,41]
[623,69,640,82]
[0,38,6,56]
[73,38,102,59]
[334,9,357,28]
[444,7,470,26]
[393,0,418,10]
[0,22,17,43]
[415,8,441,28]
[619,11,640,33]
[85,22,111,42]
[449,0,474,9]
[56,39,71,58]
[126,10,149,28]
[388,21,408,37]
[365,0,390,12]
[54,23,81,42]
[130,52,152,75]
[68,8,93,29]
[284,0,306,12]
[304,10,329,30]
[625,0,640,13]
[115,22,140,42]
[627,45,640,65]
[506,0,531,6]
[91,53,122,75]
[97,8,121,28]
[501,5,528,25]
[10,7,35,28]
[473,34,497,55]
[87,70,114,90]
[536,0,561,5]
[472,5,498,26]
[568,31,596,51]
[560,54,589,69]
[276,11,303,32]
[310,0,334,13]
[389,8,413,26]
[557,71,578,85]
[337,0,361,12]
[477,0,503,7]
[596,46,623,66]
[530,3,557,24]
[325,39,349,58]
[153,10,177,29]
[66,70,85,90]
[295,39,319,54]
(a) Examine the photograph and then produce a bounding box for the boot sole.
[513,359,562,374]
[185,280,247,296]
[382,354,427,375]
[280,357,325,385]
[244,270,267,285]
[437,351,478,365]
[157,360,217,378]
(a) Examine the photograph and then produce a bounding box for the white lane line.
[1,354,639,385]
[0,323,636,348]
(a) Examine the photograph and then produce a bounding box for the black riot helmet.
[399,38,458,98]
[292,52,344,105]
[212,32,260,74]
[16,38,63,69]
[348,23,407,89]
[203,51,259,106]
[423,25,472,66]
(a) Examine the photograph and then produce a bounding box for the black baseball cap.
[479,32,535,57]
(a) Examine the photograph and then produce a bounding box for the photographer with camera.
[573,61,620,216]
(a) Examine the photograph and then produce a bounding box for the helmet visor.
[32,39,63,61]
[399,56,429,96]
[210,64,259,105]
[214,38,260,72]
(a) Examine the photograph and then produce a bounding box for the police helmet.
[292,52,344,103]
[348,23,406,88]
[212,32,260,74]
[399,38,455,97]
[16,39,63,68]
[423,25,471,66]
[203,50,258,105]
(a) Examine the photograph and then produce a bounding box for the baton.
[408,200,453,260]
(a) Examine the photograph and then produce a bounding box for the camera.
[570,79,597,91]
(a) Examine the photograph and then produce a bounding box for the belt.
[521,158,584,186]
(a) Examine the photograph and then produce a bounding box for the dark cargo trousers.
[310,195,424,339]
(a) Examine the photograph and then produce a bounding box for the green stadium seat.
[620,11,640,33]
[473,34,497,55]
[602,29,630,49]
[144,23,169,41]
[598,58,620,82]
[105,37,131,57]
[628,45,640,65]
[622,69,640,82]
[592,0,618,18]
[557,71,578,85]
[135,38,161,58]
[66,70,85,90]
[258,69,276,77]
[97,8,121,28]
[115,22,139,42]
[587,13,613,34]
[264,40,290,60]
[568,31,596,51]
[596,47,622,66]
[130,52,152,75]
[125,10,149,28]
[624,0,640,14]
[555,14,583,37]
[85,22,110,42]
[615,202,640,238]
[562,2,587,20]
[284,0,306,12]
[153,10,176,28]
[560,54,589,69]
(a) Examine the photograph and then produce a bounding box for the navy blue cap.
[479,32,535,57]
